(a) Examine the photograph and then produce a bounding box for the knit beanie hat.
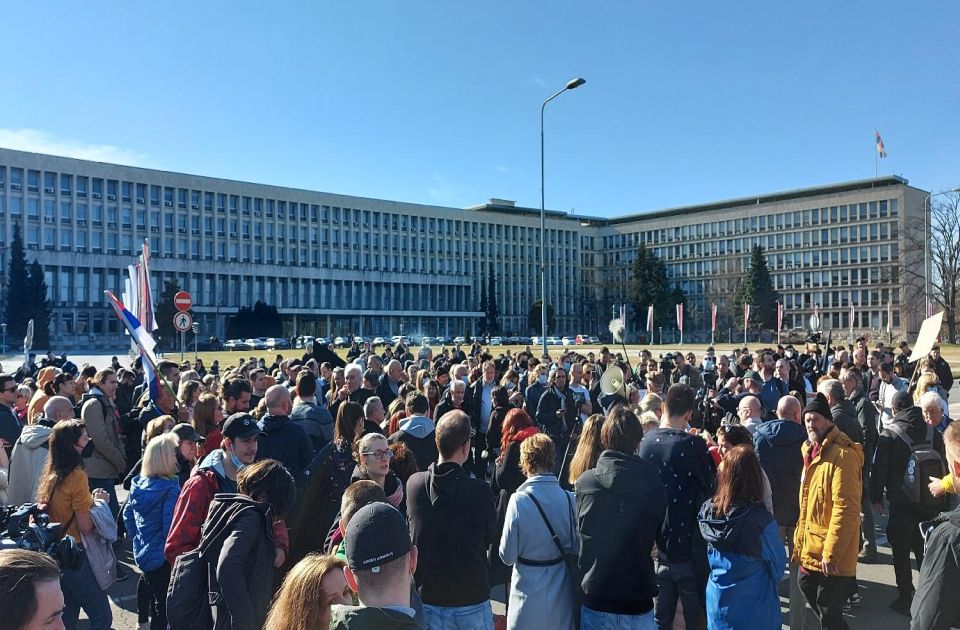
[803,393,833,421]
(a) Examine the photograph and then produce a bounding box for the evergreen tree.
[629,243,684,331]
[735,245,780,329]
[4,224,30,341]
[26,260,51,348]
[528,300,555,336]
[486,263,500,334]
[478,277,488,336]
[155,279,181,349]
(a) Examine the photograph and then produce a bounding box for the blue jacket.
[753,419,806,527]
[122,475,180,572]
[256,414,315,486]
[698,501,785,630]
[759,378,789,418]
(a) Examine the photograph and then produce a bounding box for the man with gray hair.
[818,378,863,445]
[376,360,405,409]
[256,384,314,486]
[365,396,386,432]
[332,363,374,418]
[919,390,950,434]
[7,396,75,504]
[435,378,468,421]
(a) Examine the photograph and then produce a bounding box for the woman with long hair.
[351,433,405,514]
[567,414,606,486]
[193,392,224,459]
[264,554,352,630]
[489,408,540,588]
[36,420,112,630]
[424,379,440,419]
[288,402,365,567]
[698,445,786,629]
[123,433,181,630]
[178,379,202,421]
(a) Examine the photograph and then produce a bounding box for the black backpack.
[886,423,946,510]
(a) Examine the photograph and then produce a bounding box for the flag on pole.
[620,304,626,328]
[875,130,887,158]
[139,241,157,332]
[850,303,855,328]
[744,304,751,326]
[676,304,684,332]
[887,300,893,334]
[776,302,783,331]
[711,303,717,332]
[647,305,654,334]
[105,291,157,362]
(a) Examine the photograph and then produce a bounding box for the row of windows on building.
[0,166,580,246]
[599,199,899,250]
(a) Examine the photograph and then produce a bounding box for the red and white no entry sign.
[174,291,192,312]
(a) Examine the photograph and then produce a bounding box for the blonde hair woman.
[264,554,352,630]
[123,433,181,630]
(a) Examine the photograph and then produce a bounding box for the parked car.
[244,338,267,350]
[334,336,349,348]
[489,337,502,346]
[546,336,562,346]
[224,339,244,351]
[391,335,408,346]
[453,336,466,345]
[265,337,290,349]
[588,335,601,344]
[421,336,433,346]
[373,336,386,346]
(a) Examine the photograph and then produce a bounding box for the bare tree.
[903,191,960,340]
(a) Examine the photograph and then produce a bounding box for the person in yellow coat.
[793,393,863,630]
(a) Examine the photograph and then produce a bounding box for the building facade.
[0,148,927,350]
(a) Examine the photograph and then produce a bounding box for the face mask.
[227,445,246,472]
[538,375,547,385]
[81,440,95,459]
[563,362,572,372]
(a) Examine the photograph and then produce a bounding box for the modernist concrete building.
[0,148,927,349]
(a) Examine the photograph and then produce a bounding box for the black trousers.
[887,504,930,598]
[142,563,171,630]
[798,570,852,630]
[470,432,488,479]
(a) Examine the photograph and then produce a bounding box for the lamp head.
[566,77,586,90]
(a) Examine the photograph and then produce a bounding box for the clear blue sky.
[1,1,957,218]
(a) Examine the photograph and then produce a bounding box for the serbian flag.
[647,305,654,333]
[105,291,157,363]
[676,304,684,332]
[620,304,626,328]
[711,303,717,332]
[776,302,783,331]
[876,130,887,158]
[744,304,751,326]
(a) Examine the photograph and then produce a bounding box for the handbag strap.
[528,492,566,558]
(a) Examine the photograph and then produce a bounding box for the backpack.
[886,423,946,509]
[166,547,213,630]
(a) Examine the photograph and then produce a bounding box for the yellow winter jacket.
[792,425,864,577]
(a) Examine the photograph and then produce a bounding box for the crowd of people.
[1,337,960,630]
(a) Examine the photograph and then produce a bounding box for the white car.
[453,336,466,345]
[391,335,408,345]
[532,336,541,346]
[373,336,386,346]
[546,336,562,346]
[421,336,433,346]
[561,336,574,346]
[224,339,244,351]
[334,336,348,348]
[489,337,502,346]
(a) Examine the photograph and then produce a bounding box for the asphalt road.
[45,351,947,629]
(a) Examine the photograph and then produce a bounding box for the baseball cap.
[222,413,262,440]
[171,423,205,443]
[345,503,412,573]
[742,370,762,384]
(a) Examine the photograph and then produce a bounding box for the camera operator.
[670,353,703,391]
[715,371,764,418]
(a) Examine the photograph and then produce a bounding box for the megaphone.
[600,365,628,399]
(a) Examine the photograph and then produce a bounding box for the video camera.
[0,504,84,570]
[658,353,676,374]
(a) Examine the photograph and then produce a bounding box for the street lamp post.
[923,188,960,318]
[540,77,585,358]
[1,323,6,354]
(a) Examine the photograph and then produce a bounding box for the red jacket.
[164,466,288,566]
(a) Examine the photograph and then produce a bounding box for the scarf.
[803,441,822,471]
[509,426,540,444]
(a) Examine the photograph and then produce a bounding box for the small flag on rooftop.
[875,130,887,158]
